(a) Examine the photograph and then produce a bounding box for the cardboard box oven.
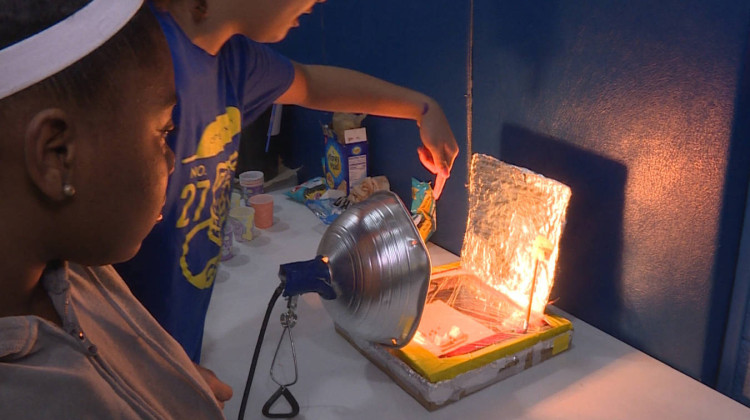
[324,127,368,194]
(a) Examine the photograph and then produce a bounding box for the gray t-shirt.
[0,263,225,419]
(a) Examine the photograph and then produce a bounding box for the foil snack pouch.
[411,178,436,242]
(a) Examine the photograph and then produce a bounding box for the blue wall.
[472,0,750,389]
[719,29,750,402]
[272,0,750,403]
[274,0,470,253]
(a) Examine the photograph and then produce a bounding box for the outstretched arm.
[276,63,459,199]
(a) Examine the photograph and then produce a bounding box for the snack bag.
[347,176,390,203]
[286,177,328,203]
[332,112,367,140]
[305,187,349,223]
[411,178,436,242]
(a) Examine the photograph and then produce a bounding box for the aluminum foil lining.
[459,154,571,329]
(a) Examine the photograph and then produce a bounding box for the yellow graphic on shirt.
[178,149,238,290]
[181,107,241,164]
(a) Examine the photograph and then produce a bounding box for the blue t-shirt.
[115,7,294,362]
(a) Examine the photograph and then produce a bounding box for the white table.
[202,190,750,420]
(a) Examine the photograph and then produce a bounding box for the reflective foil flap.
[459,154,572,329]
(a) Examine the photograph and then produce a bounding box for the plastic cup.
[231,193,241,209]
[239,171,264,206]
[220,228,233,261]
[249,194,274,229]
[229,206,255,241]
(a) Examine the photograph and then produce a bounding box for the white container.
[239,171,263,206]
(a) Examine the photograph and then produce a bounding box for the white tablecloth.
[202,190,750,420]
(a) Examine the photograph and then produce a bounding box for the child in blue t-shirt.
[115,0,460,375]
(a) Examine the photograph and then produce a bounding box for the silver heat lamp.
[239,191,432,419]
[279,190,432,346]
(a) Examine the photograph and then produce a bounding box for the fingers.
[433,173,446,200]
[437,142,458,177]
[436,158,451,178]
[417,146,439,173]
[194,363,234,406]
[212,377,233,403]
[417,102,458,177]
[418,143,456,179]
[418,146,449,200]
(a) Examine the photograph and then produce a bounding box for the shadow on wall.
[238,106,282,180]
[275,106,332,184]
[499,124,628,333]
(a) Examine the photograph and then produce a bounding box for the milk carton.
[323,125,368,194]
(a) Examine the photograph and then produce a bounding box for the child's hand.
[417,100,459,200]
[193,362,233,409]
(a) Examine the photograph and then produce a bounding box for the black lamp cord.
[237,283,284,420]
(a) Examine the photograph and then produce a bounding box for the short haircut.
[0,1,166,113]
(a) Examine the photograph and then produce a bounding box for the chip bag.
[411,178,436,242]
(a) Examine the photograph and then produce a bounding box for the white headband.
[0,0,144,100]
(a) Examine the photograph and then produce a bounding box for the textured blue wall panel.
[718,30,750,402]
[472,0,750,385]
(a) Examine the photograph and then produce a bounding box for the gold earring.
[63,183,76,197]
